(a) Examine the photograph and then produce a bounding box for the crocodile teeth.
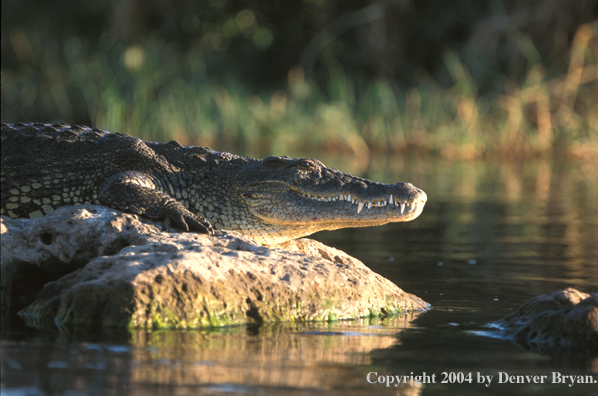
[302,190,414,215]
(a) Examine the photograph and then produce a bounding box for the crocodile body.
[1,122,427,245]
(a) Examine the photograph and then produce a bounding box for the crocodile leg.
[98,171,213,234]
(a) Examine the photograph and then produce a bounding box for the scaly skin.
[1,122,427,245]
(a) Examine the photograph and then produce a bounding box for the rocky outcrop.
[1,205,428,328]
[493,288,598,354]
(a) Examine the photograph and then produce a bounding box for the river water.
[2,157,597,396]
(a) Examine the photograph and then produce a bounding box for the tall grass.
[2,24,597,161]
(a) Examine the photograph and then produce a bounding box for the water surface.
[2,158,597,395]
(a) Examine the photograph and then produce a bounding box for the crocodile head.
[207,155,427,245]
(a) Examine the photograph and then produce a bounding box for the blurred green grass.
[2,23,597,162]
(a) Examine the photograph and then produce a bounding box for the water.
[2,158,597,395]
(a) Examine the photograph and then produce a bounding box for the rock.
[493,288,598,354]
[1,205,165,314]
[1,205,428,328]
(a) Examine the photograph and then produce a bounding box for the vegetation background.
[1,0,597,161]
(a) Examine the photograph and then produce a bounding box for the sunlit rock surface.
[493,288,597,354]
[1,205,428,328]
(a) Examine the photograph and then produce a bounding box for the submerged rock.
[1,205,427,328]
[493,288,598,354]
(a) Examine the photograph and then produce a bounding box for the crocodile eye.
[299,160,315,170]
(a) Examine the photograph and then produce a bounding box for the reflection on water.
[2,318,423,396]
[2,158,597,396]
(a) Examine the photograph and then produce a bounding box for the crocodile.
[1,122,427,245]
